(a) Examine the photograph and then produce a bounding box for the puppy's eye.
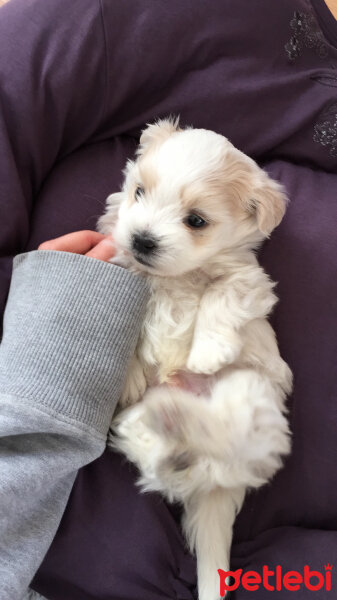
[185,213,207,229]
[135,185,145,200]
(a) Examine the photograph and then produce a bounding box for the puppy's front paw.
[187,333,242,374]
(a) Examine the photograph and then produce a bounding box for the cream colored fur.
[98,119,292,600]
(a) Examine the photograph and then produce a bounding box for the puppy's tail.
[183,487,245,600]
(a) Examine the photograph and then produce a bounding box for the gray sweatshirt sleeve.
[0,250,149,600]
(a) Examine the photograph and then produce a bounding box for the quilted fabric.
[0,0,336,598]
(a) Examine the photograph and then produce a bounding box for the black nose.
[132,233,158,255]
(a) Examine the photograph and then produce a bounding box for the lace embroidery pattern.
[285,10,328,62]
[313,102,337,156]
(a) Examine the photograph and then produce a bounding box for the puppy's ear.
[138,116,181,154]
[225,149,288,236]
[242,171,288,236]
[97,192,123,234]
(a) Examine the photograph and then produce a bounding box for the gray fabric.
[0,251,149,600]
[24,589,46,600]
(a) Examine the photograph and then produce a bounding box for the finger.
[85,237,115,262]
[38,231,106,254]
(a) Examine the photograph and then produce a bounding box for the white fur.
[98,119,292,600]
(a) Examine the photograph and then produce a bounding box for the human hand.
[38,230,115,262]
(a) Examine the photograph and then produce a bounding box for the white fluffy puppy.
[98,119,292,600]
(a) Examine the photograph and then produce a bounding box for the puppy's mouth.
[132,253,155,268]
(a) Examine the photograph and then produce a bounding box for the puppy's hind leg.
[183,487,245,600]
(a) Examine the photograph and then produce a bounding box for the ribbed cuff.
[0,251,149,436]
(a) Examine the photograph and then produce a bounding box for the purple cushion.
[0,0,336,598]
[32,450,197,600]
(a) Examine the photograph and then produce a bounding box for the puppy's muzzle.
[132,232,158,256]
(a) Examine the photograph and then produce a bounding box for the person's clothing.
[0,0,336,599]
[0,250,149,600]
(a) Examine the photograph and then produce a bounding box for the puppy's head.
[99,119,287,276]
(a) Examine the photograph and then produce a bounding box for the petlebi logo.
[218,564,332,594]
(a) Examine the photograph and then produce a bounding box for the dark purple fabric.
[0,0,336,598]
[32,450,197,600]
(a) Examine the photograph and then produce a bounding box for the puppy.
[98,119,292,600]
